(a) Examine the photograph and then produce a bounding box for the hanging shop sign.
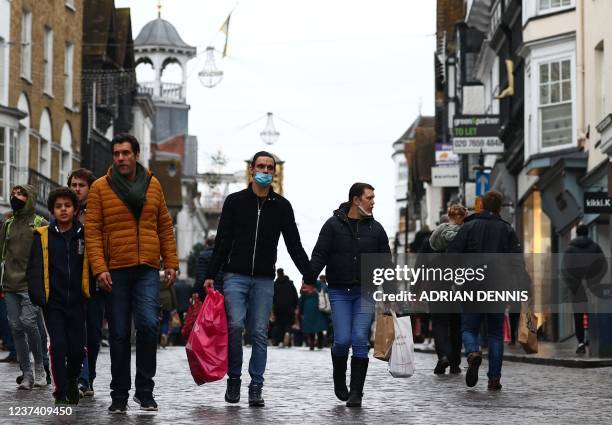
[435,143,460,165]
[431,165,460,187]
[584,192,612,214]
[452,115,504,154]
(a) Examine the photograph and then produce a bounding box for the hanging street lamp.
[260,112,280,145]
[198,46,224,88]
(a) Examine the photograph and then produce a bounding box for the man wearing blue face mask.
[203,151,314,407]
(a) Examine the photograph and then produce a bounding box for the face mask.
[357,205,372,217]
[254,172,273,187]
[10,197,26,212]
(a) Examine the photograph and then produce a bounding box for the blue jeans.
[223,273,274,387]
[107,266,160,401]
[328,287,374,359]
[0,298,16,357]
[79,289,107,389]
[461,313,504,379]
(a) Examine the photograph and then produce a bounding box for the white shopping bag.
[388,311,415,378]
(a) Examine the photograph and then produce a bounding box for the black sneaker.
[108,400,128,414]
[67,380,80,405]
[225,378,241,403]
[576,343,586,354]
[449,365,462,374]
[433,357,450,375]
[133,393,158,411]
[16,374,23,385]
[248,385,264,407]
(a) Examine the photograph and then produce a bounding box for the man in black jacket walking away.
[204,151,314,407]
[272,269,298,347]
[561,224,608,354]
[447,190,523,391]
[310,183,392,408]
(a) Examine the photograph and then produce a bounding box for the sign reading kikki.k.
[584,192,612,214]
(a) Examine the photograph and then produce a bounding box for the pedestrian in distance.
[447,190,524,391]
[0,185,49,390]
[27,187,90,405]
[85,134,179,414]
[298,279,329,350]
[272,268,298,348]
[428,205,467,375]
[194,237,223,300]
[203,151,315,407]
[561,224,608,354]
[310,182,392,408]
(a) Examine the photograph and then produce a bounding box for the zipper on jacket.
[251,198,266,276]
[65,229,71,305]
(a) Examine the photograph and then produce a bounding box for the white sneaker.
[34,366,48,387]
[18,373,34,390]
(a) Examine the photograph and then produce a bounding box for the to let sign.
[584,192,612,214]
[452,115,504,154]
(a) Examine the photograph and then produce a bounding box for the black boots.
[331,354,349,401]
[248,384,264,407]
[433,356,450,375]
[346,356,369,408]
[225,378,241,403]
[466,352,482,388]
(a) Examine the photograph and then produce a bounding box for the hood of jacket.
[333,202,374,223]
[12,184,37,219]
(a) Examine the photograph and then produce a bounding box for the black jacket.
[447,211,530,300]
[206,185,313,282]
[273,276,298,315]
[561,236,608,299]
[447,211,521,254]
[310,203,391,289]
[27,220,88,308]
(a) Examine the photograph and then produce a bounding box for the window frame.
[20,10,32,81]
[538,0,574,14]
[43,27,54,96]
[536,54,576,152]
[64,42,74,108]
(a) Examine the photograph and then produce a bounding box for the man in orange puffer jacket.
[85,134,178,414]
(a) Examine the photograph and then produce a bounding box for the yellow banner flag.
[220,13,231,57]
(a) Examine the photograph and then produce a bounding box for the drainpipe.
[579,0,585,143]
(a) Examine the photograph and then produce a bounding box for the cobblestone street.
[1,345,612,424]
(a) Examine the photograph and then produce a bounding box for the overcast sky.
[116,0,435,283]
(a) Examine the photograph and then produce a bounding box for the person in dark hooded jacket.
[561,224,608,354]
[0,184,48,390]
[310,183,391,408]
[447,190,525,391]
